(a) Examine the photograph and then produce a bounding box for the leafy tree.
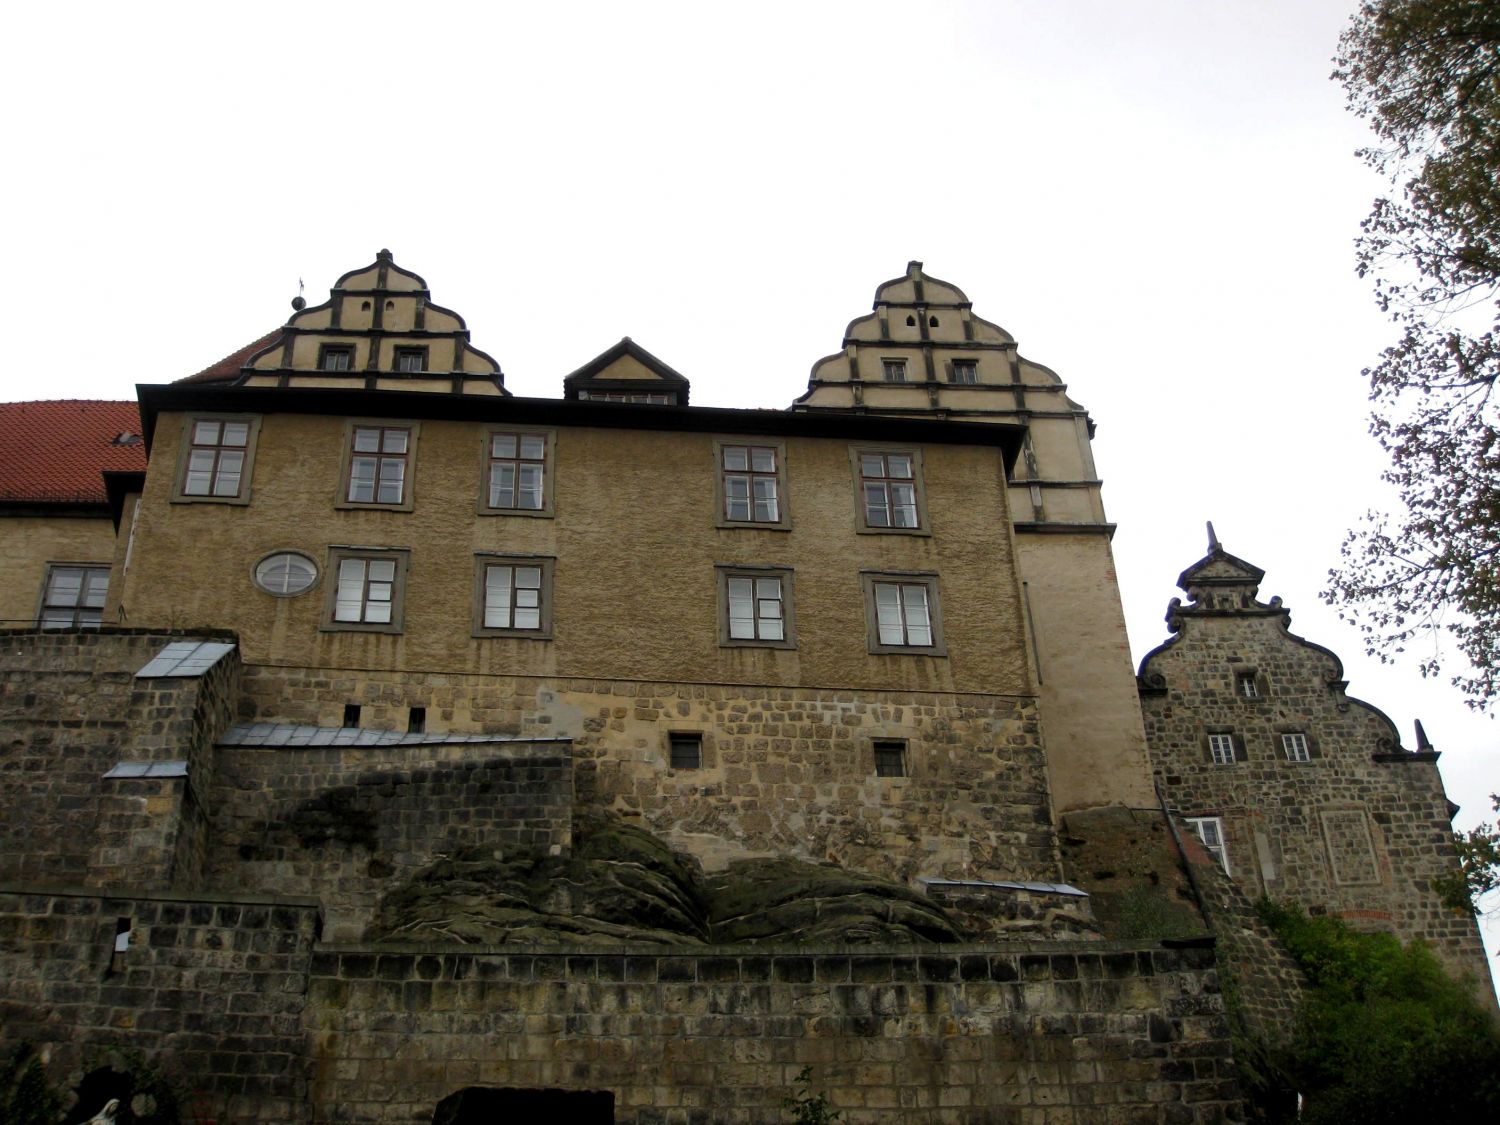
[1434,793,1500,914]
[1327,1,1500,704]
[1258,901,1500,1123]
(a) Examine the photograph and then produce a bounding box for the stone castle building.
[0,253,1488,1123]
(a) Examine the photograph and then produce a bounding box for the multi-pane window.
[873,739,907,778]
[1282,732,1311,762]
[483,563,545,631]
[347,426,410,505]
[950,360,978,384]
[1208,733,1236,766]
[577,390,675,404]
[859,452,919,529]
[726,575,785,641]
[320,345,354,372]
[182,419,250,497]
[488,433,547,510]
[1236,672,1259,699]
[873,581,933,647]
[253,552,318,596]
[394,347,425,373]
[333,556,398,625]
[882,360,907,383]
[722,445,779,523]
[669,733,703,770]
[1186,817,1230,874]
[38,565,108,628]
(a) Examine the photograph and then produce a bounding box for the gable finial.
[291,277,305,312]
[1414,719,1432,751]
[1206,521,1220,552]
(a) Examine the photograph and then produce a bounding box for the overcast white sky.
[3,1,1494,980]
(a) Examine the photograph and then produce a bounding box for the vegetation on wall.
[1434,793,1500,915]
[1256,901,1500,1123]
[1327,0,1500,704]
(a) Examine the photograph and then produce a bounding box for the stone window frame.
[948,358,979,385]
[1233,668,1266,701]
[861,570,947,656]
[1202,727,1246,766]
[170,414,262,506]
[321,546,410,635]
[872,737,908,778]
[318,343,356,372]
[1279,730,1316,763]
[715,564,796,649]
[336,420,419,512]
[471,554,556,639]
[848,446,931,537]
[881,358,908,383]
[392,345,428,373]
[1185,816,1231,875]
[712,438,791,531]
[36,561,110,628]
[478,426,556,518]
[664,729,712,773]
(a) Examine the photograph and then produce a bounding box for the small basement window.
[668,733,702,770]
[873,739,907,777]
[342,704,361,728]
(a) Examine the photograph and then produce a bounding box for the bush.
[1257,901,1500,1124]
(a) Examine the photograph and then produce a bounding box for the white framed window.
[1208,733,1236,766]
[319,344,354,372]
[173,415,260,504]
[253,551,318,597]
[1186,816,1230,874]
[862,572,945,655]
[486,431,549,512]
[721,445,780,523]
[1282,732,1311,762]
[38,565,109,628]
[339,423,416,509]
[854,449,925,531]
[473,556,555,638]
[718,567,794,647]
[323,549,407,633]
[1236,671,1260,699]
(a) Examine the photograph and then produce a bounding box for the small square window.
[882,359,907,383]
[950,360,978,384]
[853,449,926,532]
[862,572,945,655]
[320,344,354,372]
[341,424,414,508]
[1186,816,1230,874]
[669,733,702,770]
[1282,732,1311,762]
[38,564,109,628]
[473,556,555,638]
[873,739,907,777]
[718,567,795,647]
[1236,672,1259,699]
[323,549,408,634]
[1208,733,1236,766]
[484,430,552,514]
[393,347,426,373]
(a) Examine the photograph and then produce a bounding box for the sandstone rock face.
[365,813,961,946]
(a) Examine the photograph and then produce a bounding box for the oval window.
[254,552,318,596]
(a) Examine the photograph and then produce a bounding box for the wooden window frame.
[36,562,110,628]
[1207,732,1236,766]
[713,438,790,530]
[849,447,929,535]
[948,359,979,384]
[479,427,556,518]
[321,547,409,635]
[319,343,356,372]
[666,731,704,771]
[861,571,946,656]
[392,345,428,373]
[716,565,795,649]
[873,738,908,778]
[1282,731,1312,763]
[171,414,261,505]
[336,421,418,511]
[472,555,555,639]
[881,358,907,383]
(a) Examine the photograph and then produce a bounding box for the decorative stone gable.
[1139,533,1491,992]
[230,249,507,395]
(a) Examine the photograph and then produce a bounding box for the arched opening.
[433,1086,614,1124]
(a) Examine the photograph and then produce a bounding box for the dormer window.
[320,344,354,372]
[577,390,676,404]
[394,347,425,373]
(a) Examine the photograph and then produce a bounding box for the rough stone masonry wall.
[238,665,1058,895]
[0,629,239,889]
[1140,613,1492,992]
[206,740,573,941]
[306,942,1244,1125]
[0,886,322,1125]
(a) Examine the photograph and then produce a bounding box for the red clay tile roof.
[176,329,284,384]
[0,400,147,504]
